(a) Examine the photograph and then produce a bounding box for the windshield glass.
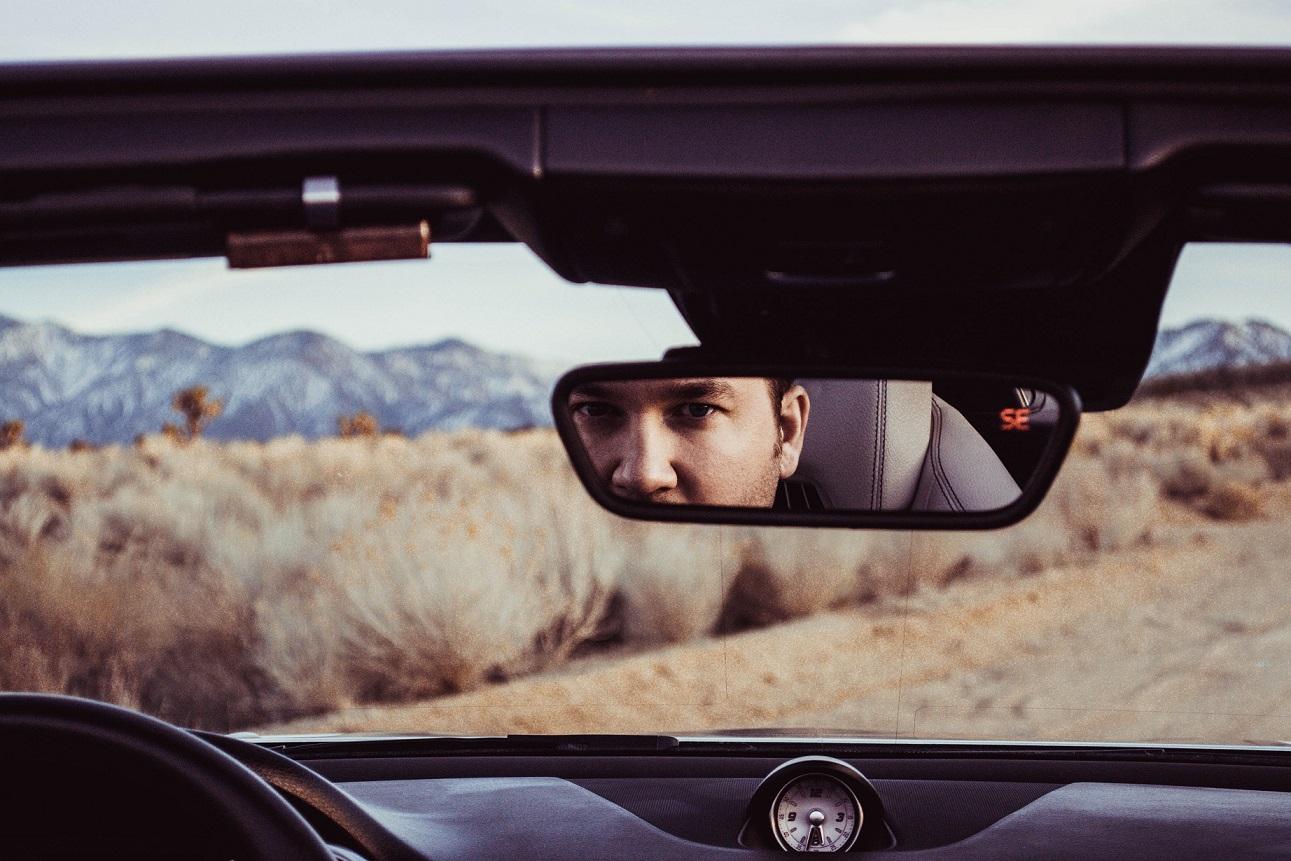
[6,2,1291,62]
[1,242,1289,745]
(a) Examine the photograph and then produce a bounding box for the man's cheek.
[582,437,617,479]
[682,439,738,492]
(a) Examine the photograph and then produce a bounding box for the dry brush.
[0,390,1279,731]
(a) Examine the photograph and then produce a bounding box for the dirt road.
[269,501,1291,744]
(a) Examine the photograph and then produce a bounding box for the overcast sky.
[1,2,1290,360]
[7,0,1291,59]
[0,249,698,363]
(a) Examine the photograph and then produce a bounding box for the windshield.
[6,2,1291,62]
[1,241,1288,745]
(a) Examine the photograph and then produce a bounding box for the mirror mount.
[552,361,1081,530]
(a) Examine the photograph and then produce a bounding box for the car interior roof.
[7,46,1291,410]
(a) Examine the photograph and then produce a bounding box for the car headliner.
[7,46,1291,407]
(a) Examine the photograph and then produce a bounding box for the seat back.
[795,379,934,510]
[794,379,1020,512]
[911,396,1022,512]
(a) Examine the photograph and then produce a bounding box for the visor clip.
[302,175,341,230]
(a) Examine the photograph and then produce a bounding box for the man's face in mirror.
[568,377,810,507]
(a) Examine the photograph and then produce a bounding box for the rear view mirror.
[552,363,1080,529]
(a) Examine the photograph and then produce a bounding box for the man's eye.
[573,402,616,418]
[677,403,717,419]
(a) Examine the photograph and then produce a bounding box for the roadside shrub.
[1200,482,1262,521]
[718,529,882,630]
[613,522,727,644]
[171,385,223,440]
[1259,440,1291,480]
[1154,450,1220,500]
[1216,454,1270,486]
[338,411,380,438]
[0,420,26,451]
[1256,409,1291,442]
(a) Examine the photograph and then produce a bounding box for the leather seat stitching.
[876,380,887,509]
[869,382,881,509]
[929,400,964,512]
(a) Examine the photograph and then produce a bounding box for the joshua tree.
[0,419,26,450]
[338,410,380,438]
[171,386,223,440]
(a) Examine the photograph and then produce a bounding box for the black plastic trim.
[13,46,1291,91]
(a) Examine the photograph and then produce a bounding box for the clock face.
[771,773,862,853]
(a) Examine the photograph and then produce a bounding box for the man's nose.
[611,421,678,500]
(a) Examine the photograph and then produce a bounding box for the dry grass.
[1,389,1283,731]
[1079,388,1291,522]
[1200,482,1263,521]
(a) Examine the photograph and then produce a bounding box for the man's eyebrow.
[569,383,617,400]
[661,379,738,401]
[569,378,739,401]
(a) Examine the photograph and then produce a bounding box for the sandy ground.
[267,496,1291,744]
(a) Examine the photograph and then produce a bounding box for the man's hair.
[767,378,795,458]
[768,377,794,411]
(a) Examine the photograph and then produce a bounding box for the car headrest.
[793,380,1022,512]
[911,395,1022,512]
[795,379,934,510]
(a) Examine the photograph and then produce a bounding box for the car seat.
[793,379,1021,511]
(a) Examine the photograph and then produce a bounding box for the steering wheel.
[196,730,427,861]
[0,693,334,860]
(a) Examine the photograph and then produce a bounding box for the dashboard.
[7,697,1291,861]
[242,739,1291,860]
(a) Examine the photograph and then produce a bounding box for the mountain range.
[0,315,560,446]
[1,315,1289,446]
[1145,318,1291,379]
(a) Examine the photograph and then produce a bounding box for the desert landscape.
[3,372,1291,744]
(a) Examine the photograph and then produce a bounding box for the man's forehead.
[572,377,755,402]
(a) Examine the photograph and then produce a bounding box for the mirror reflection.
[565,375,1062,512]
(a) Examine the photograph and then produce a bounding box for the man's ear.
[777,384,810,479]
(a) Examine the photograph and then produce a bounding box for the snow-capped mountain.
[1146,318,1291,379]
[0,315,559,445]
